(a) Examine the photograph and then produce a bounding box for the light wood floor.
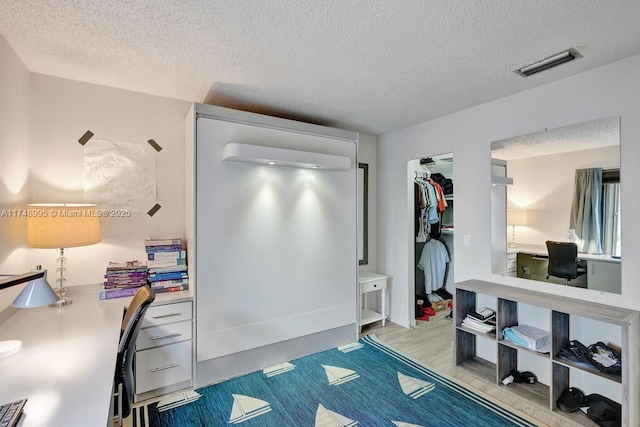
[362,311,596,427]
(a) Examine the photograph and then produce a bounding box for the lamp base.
[49,296,72,307]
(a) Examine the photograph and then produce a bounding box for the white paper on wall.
[84,139,156,212]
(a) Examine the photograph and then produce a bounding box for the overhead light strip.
[515,48,582,77]
[222,143,351,170]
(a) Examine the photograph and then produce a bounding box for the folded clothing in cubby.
[502,324,551,353]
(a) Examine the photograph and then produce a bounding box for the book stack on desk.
[146,238,189,294]
[100,261,148,299]
[462,307,496,334]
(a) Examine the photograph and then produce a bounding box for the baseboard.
[195,323,357,388]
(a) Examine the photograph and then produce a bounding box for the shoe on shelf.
[434,287,452,300]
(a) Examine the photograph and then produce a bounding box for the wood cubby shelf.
[454,279,639,426]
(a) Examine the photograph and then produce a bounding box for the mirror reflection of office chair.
[113,285,155,426]
[545,241,587,286]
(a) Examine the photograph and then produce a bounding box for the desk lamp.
[0,268,59,358]
[26,203,101,307]
[507,209,528,249]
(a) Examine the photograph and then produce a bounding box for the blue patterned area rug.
[132,335,536,426]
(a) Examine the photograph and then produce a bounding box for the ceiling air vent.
[515,48,582,77]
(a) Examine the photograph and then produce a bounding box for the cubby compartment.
[454,279,640,426]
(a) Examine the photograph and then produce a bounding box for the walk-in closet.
[410,154,454,323]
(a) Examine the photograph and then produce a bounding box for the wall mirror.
[490,116,621,294]
[358,163,368,265]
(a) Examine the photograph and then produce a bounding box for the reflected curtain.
[570,168,602,254]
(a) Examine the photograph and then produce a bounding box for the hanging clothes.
[417,239,450,294]
[414,172,444,242]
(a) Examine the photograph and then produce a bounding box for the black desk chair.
[114,285,155,426]
[545,241,587,286]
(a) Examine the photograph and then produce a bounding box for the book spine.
[147,250,186,260]
[145,245,184,252]
[104,271,148,277]
[146,258,187,268]
[150,279,190,287]
[145,238,182,246]
[103,283,146,289]
[148,273,189,282]
[147,266,187,274]
[152,285,189,293]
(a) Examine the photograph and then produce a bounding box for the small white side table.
[358,272,388,330]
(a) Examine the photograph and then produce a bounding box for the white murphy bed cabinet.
[455,279,640,426]
[185,104,359,387]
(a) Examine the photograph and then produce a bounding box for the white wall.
[508,145,619,245]
[0,36,31,311]
[378,54,640,327]
[1,35,193,311]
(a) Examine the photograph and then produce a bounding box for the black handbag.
[587,342,621,376]
[584,393,621,427]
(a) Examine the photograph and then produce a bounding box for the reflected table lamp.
[0,268,59,358]
[507,209,528,249]
[26,203,101,307]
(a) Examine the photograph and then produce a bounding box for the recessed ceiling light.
[515,48,582,77]
[268,161,276,165]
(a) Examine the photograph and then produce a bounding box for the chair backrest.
[115,285,155,418]
[546,241,579,280]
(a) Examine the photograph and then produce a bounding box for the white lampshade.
[507,209,528,226]
[26,204,101,248]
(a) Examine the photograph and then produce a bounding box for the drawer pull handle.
[151,333,182,341]
[150,363,179,373]
[152,312,182,319]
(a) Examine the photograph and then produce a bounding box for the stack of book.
[462,307,496,334]
[146,238,189,293]
[100,260,148,300]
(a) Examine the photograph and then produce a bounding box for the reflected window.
[602,169,620,256]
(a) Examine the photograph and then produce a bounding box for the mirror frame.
[358,163,369,265]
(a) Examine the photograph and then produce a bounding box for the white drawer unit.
[143,301,193,327]
[137,320,193,350]
[358,272,388,330]
[135,298,194,402]
[136,340,192,395]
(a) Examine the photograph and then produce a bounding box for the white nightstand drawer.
[361,279,386,293]
[137,320,192,350]
[143,301,192,327]
[136,340,192,394]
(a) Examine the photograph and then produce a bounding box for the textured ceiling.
[1,1,640,134]
[491,116,620,160]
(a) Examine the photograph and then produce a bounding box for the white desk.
[509,245,621,293]
[0,287,192,427]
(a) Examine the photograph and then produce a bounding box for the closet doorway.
[407,153,454,328]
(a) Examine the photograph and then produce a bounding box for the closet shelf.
[222,143,351,170]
